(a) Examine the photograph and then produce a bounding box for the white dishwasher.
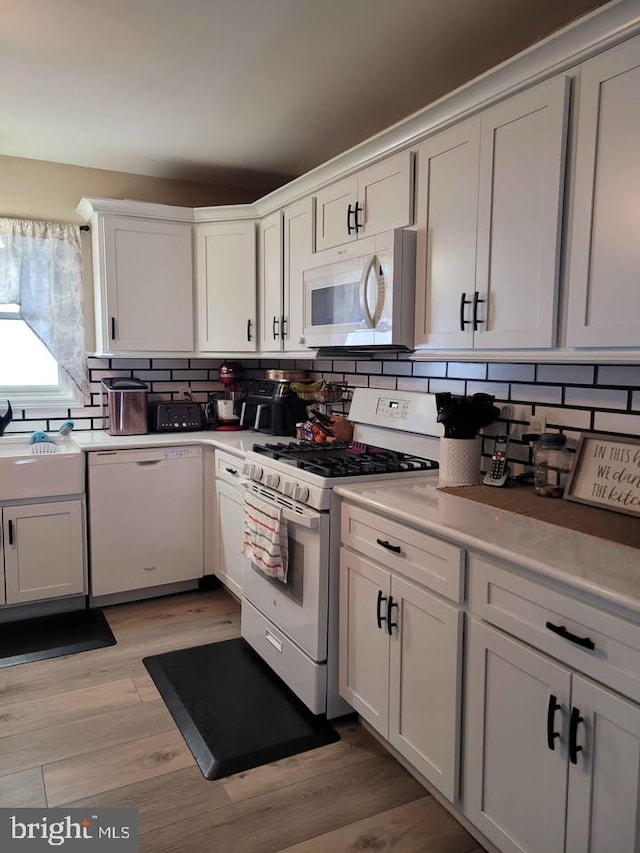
[88,446,203,597]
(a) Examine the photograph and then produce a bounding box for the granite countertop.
[71,429,293,456]
[335,477,640,620]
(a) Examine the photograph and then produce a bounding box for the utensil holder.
[438,437,482,487]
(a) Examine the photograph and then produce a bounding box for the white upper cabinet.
[283,196,315,351]
[258,211,284,352]
[415,117,481,349]
[196,220,257,352]
[566,34,640,348]
[315,151,414,251]
[96,215,194,353]
[415,75,569,350]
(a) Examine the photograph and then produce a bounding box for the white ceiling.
[3,0,609,195]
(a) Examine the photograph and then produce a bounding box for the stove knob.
[283,481,295,496]
[241,462,252,477]
[265,473,280,488]
[251,465,263,482]
[293,484,309,502]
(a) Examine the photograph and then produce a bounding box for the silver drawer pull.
[265,630,283,653]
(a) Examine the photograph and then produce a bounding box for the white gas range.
[239,388,443,718]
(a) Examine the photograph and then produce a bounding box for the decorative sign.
[564,433,640,518]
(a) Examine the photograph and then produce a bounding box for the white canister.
[438,437,482,487]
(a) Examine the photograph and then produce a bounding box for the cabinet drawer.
[341,503,464,603]
[215,450,244,486]
[241,599,327,714]
[469,555,640,702]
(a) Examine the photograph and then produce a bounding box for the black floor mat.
[143,637,339,780]
[0,608,116,668]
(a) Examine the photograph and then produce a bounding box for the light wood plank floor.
[0,589,484,852]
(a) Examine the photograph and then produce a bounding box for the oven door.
[241,482,329,661]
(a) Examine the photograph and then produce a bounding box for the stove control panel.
[376,398,411,419]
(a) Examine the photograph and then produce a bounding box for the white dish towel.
[242,494,289,583]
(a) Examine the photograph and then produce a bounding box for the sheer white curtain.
[0,218,90,400]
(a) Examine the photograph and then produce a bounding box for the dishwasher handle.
[135,459,163,466]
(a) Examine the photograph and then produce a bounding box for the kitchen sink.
[0,437,84,501]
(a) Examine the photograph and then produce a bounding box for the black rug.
[0,608,116,668]
[143,637,339,780]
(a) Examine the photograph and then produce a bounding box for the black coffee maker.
[239,379,308,435]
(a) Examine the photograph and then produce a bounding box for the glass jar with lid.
[533,433,573,497]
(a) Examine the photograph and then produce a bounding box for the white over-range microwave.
[301,228,416,352]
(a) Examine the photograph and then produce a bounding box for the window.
[0,219,88,406]
[0,304,77,406]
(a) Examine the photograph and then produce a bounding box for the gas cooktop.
[251,440,439,478]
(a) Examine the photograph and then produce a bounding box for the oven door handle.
[242,484,320,529]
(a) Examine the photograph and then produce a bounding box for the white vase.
[438,437,482,487]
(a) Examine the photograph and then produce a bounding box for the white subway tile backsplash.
[10,355,640,450]
[397,377,430,392]
[597,366,640,387]
[564,386,628,410]
[465,381,509,399]
[86,357,110,369]
[357,361,382,373]
[447,362,487,380]
[152,359,190,369]
[593,411,640,436]
[368,375,398,390]
[428,379,466,395]
[510,384,562,405]
[382,361,412,376]
[332,361,356,373]
[173,370,207,380]
[111,358,151,370]
[487,363,535,382]
[133,370,171,381]
[344,374,368,388]
[412,361,447,377]
[534,406,591,430]
[536,365,595,384]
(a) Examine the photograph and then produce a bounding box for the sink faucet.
[0,400,13,436]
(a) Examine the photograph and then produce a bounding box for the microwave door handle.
[359,254,376,329]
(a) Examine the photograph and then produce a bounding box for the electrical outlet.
[528,414,546,435]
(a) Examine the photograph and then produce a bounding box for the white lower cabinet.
[213,451,246,598]
[339,546,462,802]
[1,501,85,605]
[466,574,640,853]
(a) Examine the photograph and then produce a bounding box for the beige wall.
[0,155,255,223]
[0,155,257,353]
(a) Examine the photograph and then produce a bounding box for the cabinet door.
[465,620,569,853]
[414,118,481,349]
[566,34,640,347]
[259,211,284,352]
[315,174,358,252]
[196,221,257,351]
[4,501,85,604]
[339,549,391,736]
[358,150,414,239]
[214,479,245,598]
[474,75,569,349]
[101,216,193,352]
[283,196,314,350]
[565,676,640,853]
[388,575,463,802]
